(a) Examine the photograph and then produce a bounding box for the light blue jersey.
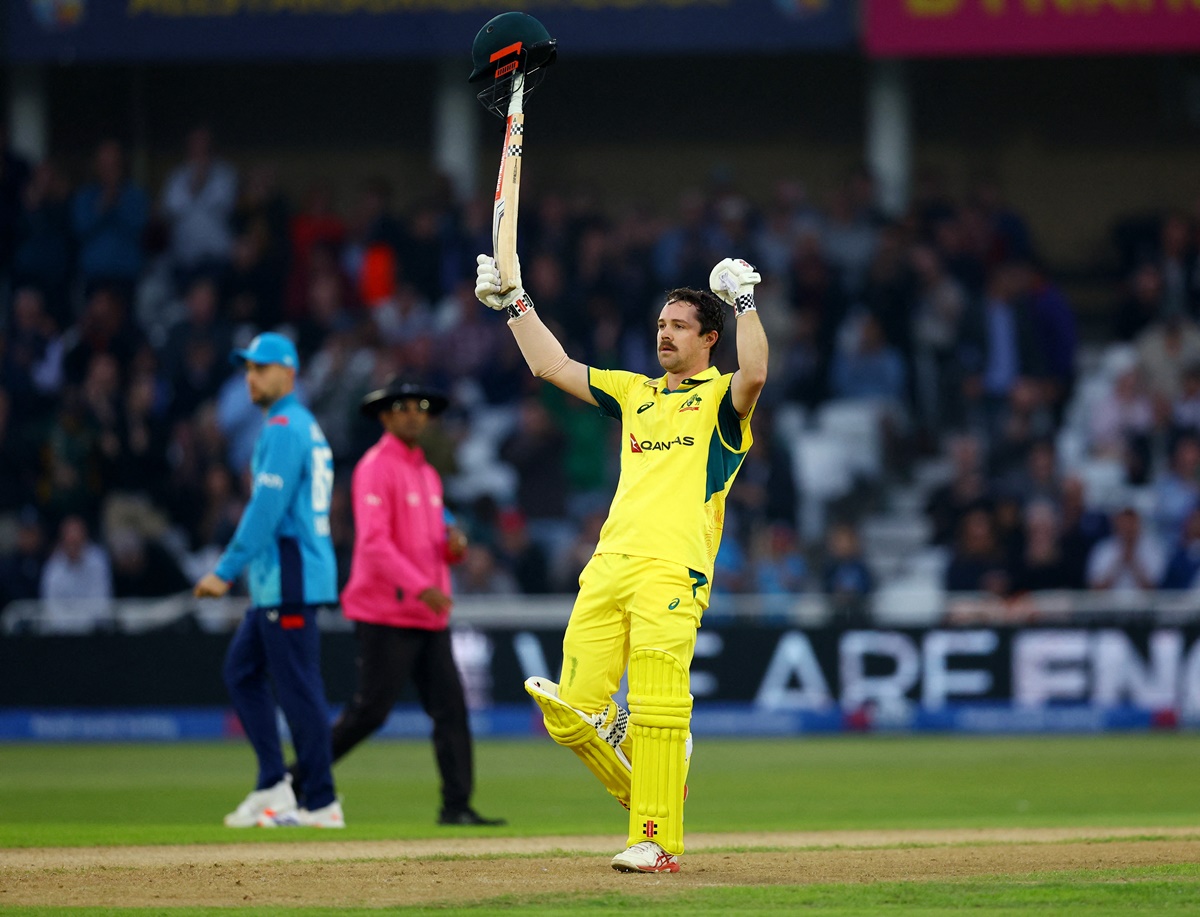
[215,392,338,608]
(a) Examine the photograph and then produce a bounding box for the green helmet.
[468,11,557,83]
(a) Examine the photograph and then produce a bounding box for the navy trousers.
[223,604,336,810]
[331,624,474,812]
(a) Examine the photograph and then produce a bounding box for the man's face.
[380,399,431,445]
[244,362,294,407]
[656,299,713,374]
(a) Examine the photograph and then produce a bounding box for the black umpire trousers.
[330,622,475,812]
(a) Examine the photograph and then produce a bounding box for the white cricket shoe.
[258,799,345,828]
[223,776,297,828]
[611,841,680,873]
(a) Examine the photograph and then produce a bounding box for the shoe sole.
[611,861,680,873]
[614,859,681,873]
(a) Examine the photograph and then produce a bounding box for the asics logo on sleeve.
[637,402,654,414]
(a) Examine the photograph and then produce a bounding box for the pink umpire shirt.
[340,432,456,630]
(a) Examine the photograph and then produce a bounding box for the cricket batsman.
[475,253,768,872]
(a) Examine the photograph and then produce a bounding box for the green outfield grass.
[2,734,1199,914]
[1,734,1199,845]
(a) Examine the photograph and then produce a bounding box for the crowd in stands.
[2,122,1200,628]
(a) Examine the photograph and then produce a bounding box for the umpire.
[295,379,504,826]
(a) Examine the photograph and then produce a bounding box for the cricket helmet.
[468,12,557,83]
[469,12,557,118]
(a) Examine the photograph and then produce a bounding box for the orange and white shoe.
[259,799,345,828]
[223,777,296,828]
[611,841,680,873]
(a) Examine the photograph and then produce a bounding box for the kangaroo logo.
[678,393,702,412]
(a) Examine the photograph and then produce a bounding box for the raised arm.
[475,254,595,405]
[709,258,769,416]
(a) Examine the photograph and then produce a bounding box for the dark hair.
[664,287,725,352]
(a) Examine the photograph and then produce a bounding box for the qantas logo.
[630,435,695,453]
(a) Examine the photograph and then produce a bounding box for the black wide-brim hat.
[360,380,449,418]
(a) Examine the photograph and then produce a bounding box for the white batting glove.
[475,254,535,320]
[709,257,761,316]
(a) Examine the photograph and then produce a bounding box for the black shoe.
[438,807,507,826]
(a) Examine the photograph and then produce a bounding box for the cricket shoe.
[223,776,297,828]
[438,807,507,826]
[611,841,680,873]
[258,799,345,828]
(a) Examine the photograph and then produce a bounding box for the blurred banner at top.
[865,0,1200,57]
[9,1,854,61]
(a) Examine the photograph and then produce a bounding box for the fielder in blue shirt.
[194,332,343,828]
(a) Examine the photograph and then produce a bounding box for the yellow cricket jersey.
[586,364,755,581]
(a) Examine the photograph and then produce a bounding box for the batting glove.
[709,257,761,316]
[475,254,535,320]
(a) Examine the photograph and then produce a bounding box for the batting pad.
[524,676,634,809]
[627,648,692,855]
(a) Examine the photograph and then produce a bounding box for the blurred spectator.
[1151,434,1200,545]
[821,521,873,624]
[968,174,1034,264]
[925,432,988,546]
[1156,211,1198,318]
[38,388,103,525]
[452,543,518,595]
[1059,475,1111,589]
[286,182,346,320]
[159,126,238,287]
[72,139,148,302]
[61,285,143,388]
[494,508,551,594]
[1007,500,1072,594]
[653,189,713,288]
[1088,358,1157,484]
[1170,363,1200,438]
[944,508,1009,595]
[14,158,74,324]
[499,396,569,530]
[910,242,967,436]
[1113,262,1166,343]
[108,528,189,598]
[987,378,1055,479]
[829,312,906,403]
[1136,313,1200,403]
[823,185,878,300]
[39,515,113,626]
[999,437,1061,509]
[959,260,1045,439]
[1025,258,1078,421]
[750,523,808,599]
[3,285,64,422]
[162,277,233,387]
[711,528,750,598]
[0,508,45,609]
[228,162,291,328]
[1086,506,1165,594]
[1160,505,1200,590]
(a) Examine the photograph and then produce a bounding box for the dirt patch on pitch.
[3,827,1198,908]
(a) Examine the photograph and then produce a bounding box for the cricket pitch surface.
[4,827,1198,907]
